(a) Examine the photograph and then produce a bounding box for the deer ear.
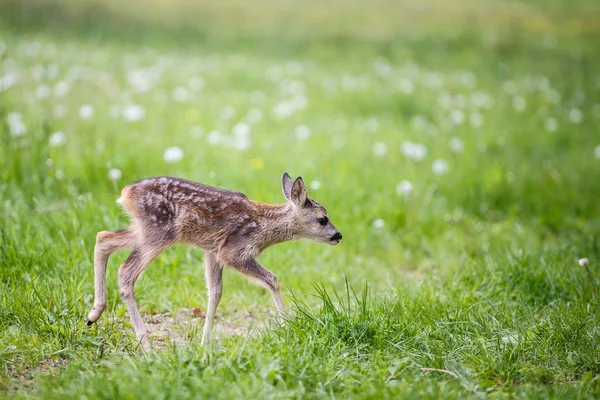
[282,172,294,201]
[290,176,308,206]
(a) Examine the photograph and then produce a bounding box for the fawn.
[87,173,342,348]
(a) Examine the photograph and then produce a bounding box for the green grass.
[1,0,600,398]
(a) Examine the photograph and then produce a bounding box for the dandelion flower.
[163,146,184,163]
[49,131,66,147]
[397,78,415,94]
[122,104,146,122]
[207,130,223,146]
[78,104,95,119]
[190,125,203,139]
[545,117,558,132]
[568,108,583,124]
[396,180,413,196]
[36,84,51,99]
[7,112,26,136]
[373,142,388,157]
[578,258,589,266]
[310,181,321,191]
[53,104,67,119]
[108,168,122,181]
[373,219,385,229]
[188,76,205,91]
[450,109,465,125]
[449,137,464,153]
[469,112,484,128]
[53,81,70,97]
[594,145,600,160]
[432,159,449,175]
[296,125,311,140]
[401,141,427,161]
[172,87,190,102]
[246,108,263,124]
[512,96,526,112]
[250,158,264,170]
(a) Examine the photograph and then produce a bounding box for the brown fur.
[87,173,342,348]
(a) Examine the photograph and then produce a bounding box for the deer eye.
[317,217,328,226]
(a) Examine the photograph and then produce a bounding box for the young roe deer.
[87,173,342,348]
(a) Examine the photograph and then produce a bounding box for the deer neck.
[254,202,295,250]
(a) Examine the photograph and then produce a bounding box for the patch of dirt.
[5,356,68,392]
[145,307,277,348]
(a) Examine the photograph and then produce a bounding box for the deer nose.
[331,232,342,241]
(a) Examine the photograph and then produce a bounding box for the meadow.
[1,0,600,398]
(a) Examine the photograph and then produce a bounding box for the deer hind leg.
[117,245,165,349]
[88,229,136,325]
[201,251,223,346]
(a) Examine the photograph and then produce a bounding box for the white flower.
[190,125,203,139]
[594,145,600,160]
[512,96,526,112]
[207,130,223,146]
[449,137,464,153]
[232,123,251,150]
[53,104,67,119]
[401,141,427,161]
[411,115,427,131]
[122,104,146,122]
[502,80,517,95]
[469,112,484,128]
[578,258,589,266]
[127,69,154,92]
[53,81,70,97]
[250,90,266,104]
[163,146,184,163]
[568,108,583,124]
[364,118,379,132]
[0,72,20,92]
[78,104,95,119]
[450,109,465,125]
[220,106,236,120]
[55,169,64,180]
[172,87,190,102]
[245,108,263,124]
[545,117,558,132]
[310,180,321,191]
[96,140,105,152]
[292,95,308,110]
[108,168,122,181]
[373,142,388,157]
[233,122,251,137]
[396,180,413,196]
[7,112,26,136]
[36,84,51,99]
[188,76,205,91]
[432,159,449,175]
[49,131,66,147]
[272,101,295,119]
[471,92,493,109]
[397,78,415,94]
[296,125,311,140]
[373,219,385,229]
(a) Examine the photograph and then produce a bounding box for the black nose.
[331,232,342,241]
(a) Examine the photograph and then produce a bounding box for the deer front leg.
[201,251,223,347]
[219,250,285,316]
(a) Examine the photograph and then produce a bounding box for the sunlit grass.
[1,0,600,398]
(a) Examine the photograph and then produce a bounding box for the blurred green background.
[1,0,600,398]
